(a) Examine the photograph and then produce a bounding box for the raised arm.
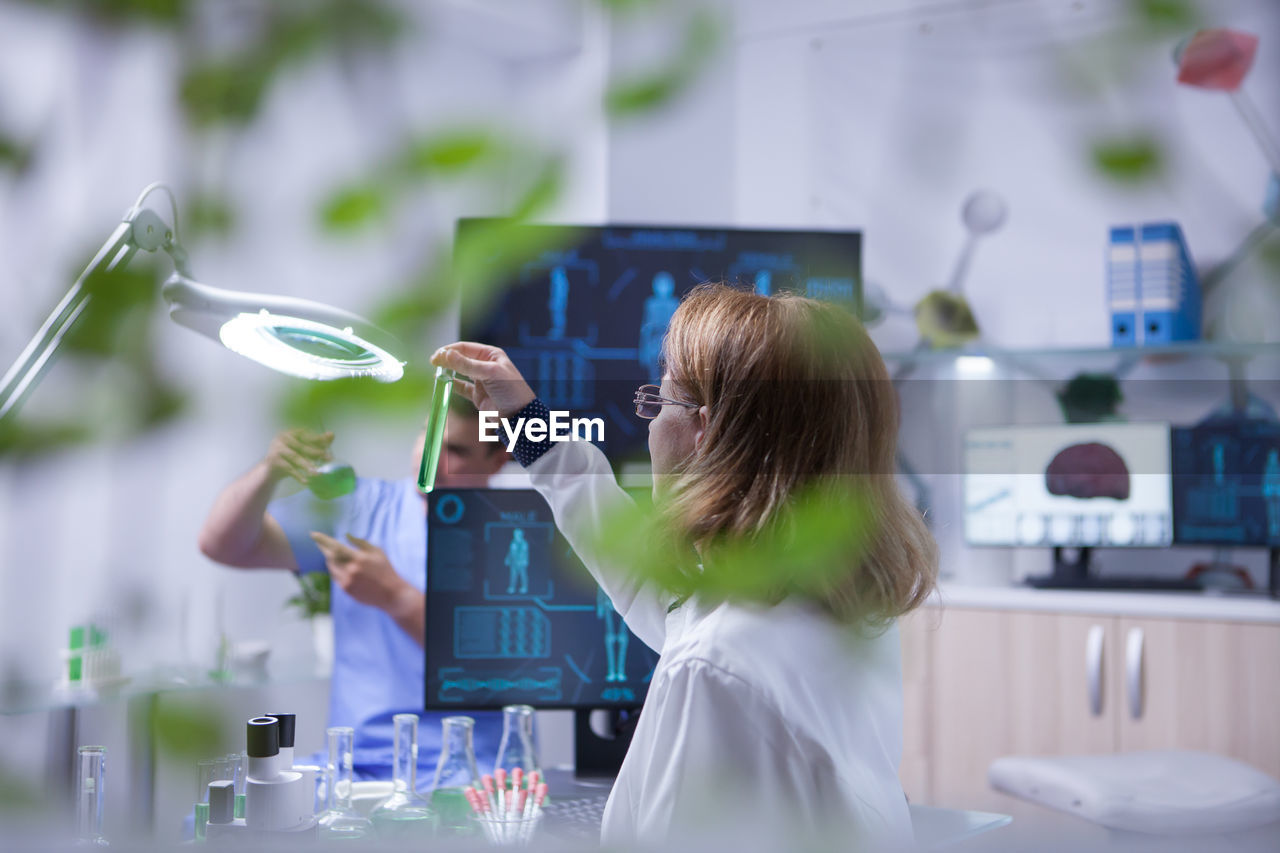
[431,343,671,651]
[198,428,333,570]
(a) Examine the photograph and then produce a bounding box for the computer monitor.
[964,423,1175,549]
[424,488,660,776]
[1172,419,1280,548]
[457,219,862,463]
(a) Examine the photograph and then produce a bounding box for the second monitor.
[424,488,659,712]
[964,422,1174,548]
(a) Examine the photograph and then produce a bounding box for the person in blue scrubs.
[198,396,511,786]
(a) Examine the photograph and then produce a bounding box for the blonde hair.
[660,283,937,627]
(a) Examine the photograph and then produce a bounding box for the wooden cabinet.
[1113,617,1280,770]
[899,605,1280,813]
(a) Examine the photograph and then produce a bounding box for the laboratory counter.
[930,581,1280,624]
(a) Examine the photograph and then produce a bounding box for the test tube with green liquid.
[417,366,458,493]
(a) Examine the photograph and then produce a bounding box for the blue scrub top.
[270,478,503,788]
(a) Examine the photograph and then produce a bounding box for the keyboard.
[539,794,609,839]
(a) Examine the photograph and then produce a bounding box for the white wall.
[0,0,603,836]
[605,0,1280,585]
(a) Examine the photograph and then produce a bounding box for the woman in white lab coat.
[432,283,938,847]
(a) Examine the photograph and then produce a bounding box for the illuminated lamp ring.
[218,310,404,382]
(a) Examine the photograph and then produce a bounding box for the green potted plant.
[285,572,333,672]
[1057,372,1124,423]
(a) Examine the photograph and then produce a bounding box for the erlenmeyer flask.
[309,460,356,500]
[494,704,540,782]
[430,715,481,838]
[369,714,436,838]
[317,727,373,841]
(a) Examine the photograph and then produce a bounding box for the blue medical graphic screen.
[424,489,660,711]
[1172,420,1280,547]
[457,219,862,463]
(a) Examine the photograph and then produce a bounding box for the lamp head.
[161,274,404,382]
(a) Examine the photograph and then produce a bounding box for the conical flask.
[369,714,436,838]
[430,715,482,838]
[493,704,540,783]
[317,727,373,840]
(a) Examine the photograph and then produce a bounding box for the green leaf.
[0,418,94,459]
[398,130,503,178]
[1091,135,1163,183]
[508,157,565,221]
[453,217,584,329]
[279,368,435,429]
[179,59,273,128]
[605,9,721,117]
[0,133,33,174]
[285,571,332,617]
[605,74,684,115]
[185,192,236,239]
[1127,0,1198,32]
[319,184,389,231]
[588,483,876,609]
[66,258,162,357]
[594,0,668,13]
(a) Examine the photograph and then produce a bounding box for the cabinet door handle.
[1086,624,1105,716]
[1126,626,1145,720]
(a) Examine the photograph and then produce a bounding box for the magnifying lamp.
[0,183,405,421]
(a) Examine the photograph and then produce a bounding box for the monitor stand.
[1026,547,1202,592]
[572,708,638,785]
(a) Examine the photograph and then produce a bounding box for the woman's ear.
[694,406,710,449]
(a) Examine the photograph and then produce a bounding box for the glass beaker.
[369,714,436,838]
[494,704,540,783]
[417,366,457,493]
[76,745,108,846]
[317,726,373,841]
[431,715,482,838]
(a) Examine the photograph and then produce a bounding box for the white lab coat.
[527,441,914,848]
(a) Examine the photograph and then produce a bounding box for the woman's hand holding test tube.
[430,343,536,417]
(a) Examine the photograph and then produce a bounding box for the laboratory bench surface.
[929,582,1280,624]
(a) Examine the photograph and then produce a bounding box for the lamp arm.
[0,206,178,421]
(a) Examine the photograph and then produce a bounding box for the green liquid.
[69,626,83,682]
[431,786,478,837]
[417,367,456,494]
[194,802,209,842]
[233,794,245,819]
[309,462,356,500]
[371,807,437,839]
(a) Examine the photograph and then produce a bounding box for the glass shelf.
[0,658,327,717]
[881,339,1280,367]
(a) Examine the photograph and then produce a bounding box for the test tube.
[231,751,247,819]
[194,758,215,840]
[417,366,458,494]
[76,745,107,846]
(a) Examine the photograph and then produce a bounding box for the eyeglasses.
[634,384,699,419]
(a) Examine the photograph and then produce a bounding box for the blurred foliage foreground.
[0,0,720,460]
